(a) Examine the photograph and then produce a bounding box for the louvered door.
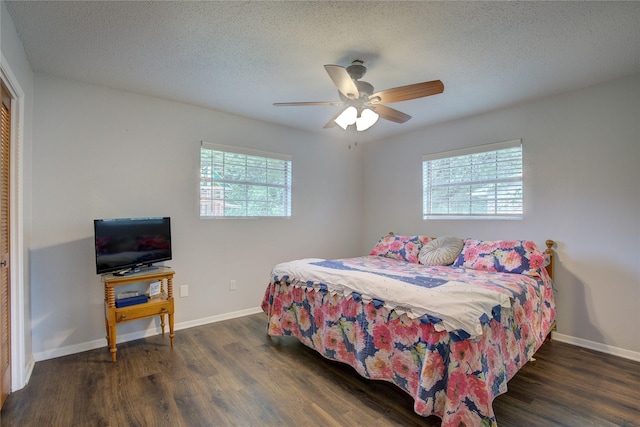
[0,82,11,408]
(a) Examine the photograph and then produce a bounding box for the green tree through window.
[200,142,292,218]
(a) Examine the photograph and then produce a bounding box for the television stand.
[102,267,175,362]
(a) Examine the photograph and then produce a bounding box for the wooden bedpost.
[545,240,555,280]
[545,239,557,341]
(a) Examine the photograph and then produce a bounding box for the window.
[422,139,523,219]
[200,142,292,218]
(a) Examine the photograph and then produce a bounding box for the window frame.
[422,139,523,220]
[200,142,292,219]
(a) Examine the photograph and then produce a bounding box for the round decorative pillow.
[418,236,464,266]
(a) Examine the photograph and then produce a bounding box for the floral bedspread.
[261,256,556,427]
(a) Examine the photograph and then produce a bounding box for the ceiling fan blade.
[370,80,444,104]
[372,104,412,123]
[323,109,345,129]
[324,65,359,99]
[274,101,344,106]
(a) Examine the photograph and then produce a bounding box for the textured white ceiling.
[5,1,640,142]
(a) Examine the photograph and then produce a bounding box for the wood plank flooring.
[2,313,639,426]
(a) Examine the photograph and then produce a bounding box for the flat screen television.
[94,217,172,275]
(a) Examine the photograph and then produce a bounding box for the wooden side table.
[103,267,175,362]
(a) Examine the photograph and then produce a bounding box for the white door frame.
[1,53,32,391]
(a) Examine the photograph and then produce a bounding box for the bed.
[261,234,557,427]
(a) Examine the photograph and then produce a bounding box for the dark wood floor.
[2,313,639,426]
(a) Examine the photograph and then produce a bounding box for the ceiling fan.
[274,60,444,132]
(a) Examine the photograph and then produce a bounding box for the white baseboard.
[17,355,36,390]
[33,306,264,362]
[174,306,263,331]
[552,332,640,362]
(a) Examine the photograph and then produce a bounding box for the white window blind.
[200,142,292,218]
[422,139,523,219]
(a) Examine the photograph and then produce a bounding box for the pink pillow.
[369,234,431,264]
[452,239,547,278]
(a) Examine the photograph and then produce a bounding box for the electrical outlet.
[180,285,188,297]
[229,279,237,291]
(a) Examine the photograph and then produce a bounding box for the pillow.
[418,236,464,266]
[452,239,547,278]
[369,234,427,264]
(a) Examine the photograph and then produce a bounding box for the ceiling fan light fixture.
[356,108,379,131]
[334,106,357,129]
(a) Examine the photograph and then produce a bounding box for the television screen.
[94,217,172,275]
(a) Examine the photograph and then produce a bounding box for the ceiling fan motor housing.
[346,60,367,80]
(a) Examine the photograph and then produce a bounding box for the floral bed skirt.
[262,276,555,426]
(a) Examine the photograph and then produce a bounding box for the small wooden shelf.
[103,267,175,362]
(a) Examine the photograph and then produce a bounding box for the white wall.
[1,0,35,389]
[363,74,640,357]
[30,74,363,359]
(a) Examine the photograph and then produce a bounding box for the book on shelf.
[117,290,139,300]
[115,294,148,308]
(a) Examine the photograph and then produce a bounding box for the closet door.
[0,82,12,408]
